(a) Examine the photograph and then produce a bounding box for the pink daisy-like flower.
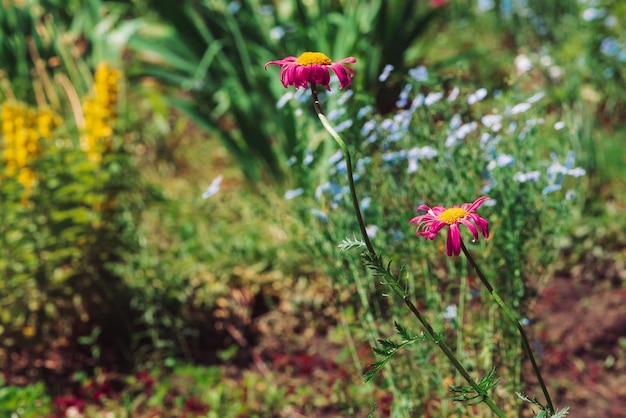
[264,52,356,91]
[410,196,490,257]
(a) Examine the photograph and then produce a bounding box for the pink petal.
[460,219,479,242]
[465,196,490,212]
[264,56,297,70]
[416,204,433,212]
[446,224,461,256]
[330,63,354,89]
[337,57,357,64]
[469,214,489,238]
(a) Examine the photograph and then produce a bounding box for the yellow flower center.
[296,52,331,66]
[438,207,468,224]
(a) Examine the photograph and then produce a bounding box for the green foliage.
[304,15,589,413]
[0,138,147,356]
[126,0,445,184]
[364,322,428,383]
[1,1,625,416]
[449,368,500,405]
[0,378,50,418]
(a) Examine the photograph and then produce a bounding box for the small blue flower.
[477,0,495,12]
[600,37,620,56]
[567,167,586,177]
[335,119,353,133]
[424,91,444,106]
[328,150,343,165]
[269,26,285,41]
[513,171,541,183]
[447,87,460,102]
[449,114,462,130]
[582,7,605,21]
[356,157,371,172]
[338,89,354,105]
[357,105,373,119]
[410,94,425,110]
[381,118,396,131]
[202,175,223,199]
[396,84,413,107]
[259,4,274,15]
[387,229,404,243]
[443,304,457,321]
[527,91,546,104]
[467,88,487,105]
[409,66,428,82]
[360,197,372,211]
[366,224,379,238]
[327,108,346,121]
[510,102,532,115]
[284,188,304,200]
[276,91,293,109]
[542,184,562,195]
[361,120,377,136]
[481,114,503,131]
[227,1,240,14]
[310,208,328,222]
[378,64,395,82]
[303,149,314,166]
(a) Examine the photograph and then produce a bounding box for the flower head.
[264,52,356,91]
[410,196,490,256]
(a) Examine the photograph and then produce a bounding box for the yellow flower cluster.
[1,101,60,192]
[81,62,122,162]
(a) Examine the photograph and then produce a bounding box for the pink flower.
[264,52,356,91]
[410,196,490,257]
[430,0,448,7]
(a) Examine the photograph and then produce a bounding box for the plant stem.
[310,84,506,418]
[310,84,375,256]
[460,240,555,415]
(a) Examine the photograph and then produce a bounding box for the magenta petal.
[468,214,489,238]
[337,57,357,64]
[465,196,490,212]
[330,63,354,89]
[416,204,432,213]
[461,219,479,242]
[447,224,461,256]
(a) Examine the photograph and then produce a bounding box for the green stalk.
[310,84,506,418]
[460,240,555,415]
[310,84,375,256]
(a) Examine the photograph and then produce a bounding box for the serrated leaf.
[338,235,365,252]
[551,407,569,418]
[394,321,411,340]
[377,338,398,349]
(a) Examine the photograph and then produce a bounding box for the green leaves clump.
[449,368,500,405]
[363,322,428,383]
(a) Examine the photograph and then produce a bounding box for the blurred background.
[0,0,625,417]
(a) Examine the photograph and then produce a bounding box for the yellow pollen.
[438,207,468,224]
[296,52,331,66]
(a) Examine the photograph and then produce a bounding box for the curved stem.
[310,84,375,255]
[310,84,506,417]
[460,240,555,415]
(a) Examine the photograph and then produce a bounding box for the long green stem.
[310,84,375,256]
[460,240,555,415]
[310,84,506,418]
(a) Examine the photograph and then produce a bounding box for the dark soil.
[524,275,626,417]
